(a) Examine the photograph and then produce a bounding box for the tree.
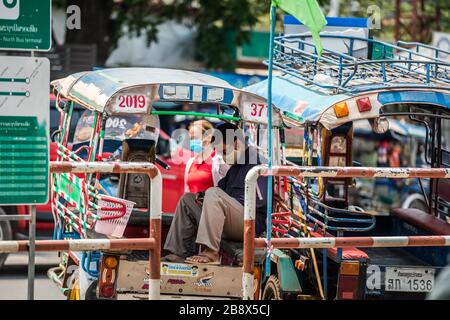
[55,0,270,70]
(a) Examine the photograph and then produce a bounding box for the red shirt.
[186,151,215,193]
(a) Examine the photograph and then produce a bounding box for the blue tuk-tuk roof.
[245,75,450,130]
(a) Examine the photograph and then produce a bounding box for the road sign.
[0,56,50,205]
[0,0,52,51]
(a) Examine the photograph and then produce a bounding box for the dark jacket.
[217,146,268,236]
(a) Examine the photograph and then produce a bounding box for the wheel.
[0,207,13,270]
[262,275,282,300]
[408,198,427,212]
[402,193,427,212]
[84,280,99,300]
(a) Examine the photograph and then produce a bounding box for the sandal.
[185,251,221,265]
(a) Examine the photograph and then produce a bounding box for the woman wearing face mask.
[184,120,229,194]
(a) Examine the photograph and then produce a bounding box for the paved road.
[0,252,65,300]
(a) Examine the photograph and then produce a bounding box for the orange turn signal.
[333,102,349,118]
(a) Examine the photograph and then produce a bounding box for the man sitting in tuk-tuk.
[163,123,268,264]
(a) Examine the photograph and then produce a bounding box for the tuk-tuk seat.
[220,239,266,266]
[310,230,369,261]
[391,208,450,235]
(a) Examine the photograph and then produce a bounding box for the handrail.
[290,178,376,233]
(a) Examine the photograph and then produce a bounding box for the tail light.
[98,254,120,299]
[356,97,372,112]
[337,261,364,300]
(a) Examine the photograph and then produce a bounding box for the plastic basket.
[94,196,136,238]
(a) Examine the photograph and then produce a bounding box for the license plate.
[385,267,435,292]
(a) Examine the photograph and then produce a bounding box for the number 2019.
[118,95,146,109]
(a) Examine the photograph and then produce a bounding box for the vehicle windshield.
[73,110,160,144]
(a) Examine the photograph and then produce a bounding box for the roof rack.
[268,34,450,95]
[397,41,450,63]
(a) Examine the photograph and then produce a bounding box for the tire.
[84,280,99,300]
[0,207,13,270]
[402,193,427,212]
[262,275,282,300]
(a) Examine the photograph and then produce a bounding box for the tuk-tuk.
[244,30,450,299]
[49,67,294,300]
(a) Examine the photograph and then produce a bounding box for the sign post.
[0,0,52,301]
[0,0,52,51]
[0,56,50,300]
[0,56,50,205]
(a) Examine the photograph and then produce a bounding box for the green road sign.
[0,56,50,205]
[0,0,52,51]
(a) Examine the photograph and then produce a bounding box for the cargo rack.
[268,34,450,94]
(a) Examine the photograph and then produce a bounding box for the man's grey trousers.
[164,187,244,258]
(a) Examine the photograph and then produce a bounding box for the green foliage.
[54,0,270,70]
[53,0,449,69]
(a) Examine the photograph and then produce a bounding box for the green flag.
[272,0,327,56]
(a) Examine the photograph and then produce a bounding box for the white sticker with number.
[243,101,268,123]
[113,94,149,113]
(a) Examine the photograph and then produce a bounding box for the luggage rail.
[291,182,376,233]
[269,34,450,94]
[397,41,450,62]
[242,165,450,299]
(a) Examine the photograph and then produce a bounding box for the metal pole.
[27,205,36,300]
[243,166,262,300]
[27,49,36,300]
[264,2,277,282]
[149,173,162,300]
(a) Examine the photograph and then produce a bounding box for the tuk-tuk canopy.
[245,75,450,130]
[51,68,283,126]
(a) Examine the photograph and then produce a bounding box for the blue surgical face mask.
[190,139,203,153]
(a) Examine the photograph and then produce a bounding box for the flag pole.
[264,3,277,280]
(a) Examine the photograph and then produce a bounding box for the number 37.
[250,103,267,117]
